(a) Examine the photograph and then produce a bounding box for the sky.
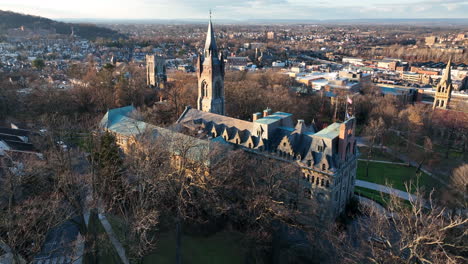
[1,0,467,20]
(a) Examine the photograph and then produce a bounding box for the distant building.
[401,72,423,83]
[226,56,250,70]
[377,59,398,70]
[425,36,437,46]
[339,71,371,83]
[272,61,286,68]
[266,31,275,40]
[146,55,167,88]
[433,59,453,109]
[455,33,467,41]
[342,57,363,66]
[0,125,37,157]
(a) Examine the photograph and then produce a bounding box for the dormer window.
[318,145,324,152]
[322,164,326,171]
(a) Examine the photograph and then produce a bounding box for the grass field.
[358,147,403,162]
[356,160,439,193]
[142,231,246,264]
[354,186,390,206]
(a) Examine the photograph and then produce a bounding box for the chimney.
[253,112,262,121]
[263,108,272,117]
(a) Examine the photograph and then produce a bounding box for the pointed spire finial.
[443,56,452,82]
[204,10,218,57]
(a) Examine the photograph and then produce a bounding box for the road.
[356,180,417,201]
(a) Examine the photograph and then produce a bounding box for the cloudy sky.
[1,0,467,20]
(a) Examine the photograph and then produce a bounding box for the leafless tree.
[364,117,386,178]
[333,186,468,264]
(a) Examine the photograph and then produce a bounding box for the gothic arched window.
[201,81,208,98]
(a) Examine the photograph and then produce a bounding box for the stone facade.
[433,59,453,109]
[197,19,225,115]
[146,55,167,88]
[102,18,358,221]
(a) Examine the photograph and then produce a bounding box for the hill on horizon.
[0,10,126,40]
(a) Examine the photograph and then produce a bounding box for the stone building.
[177,18,358,220]
[433,59,453,109]
[196,18,225,116]
[101,17,358,221]
[146,55,167,88]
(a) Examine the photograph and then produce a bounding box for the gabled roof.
[99,105,136,129]
[101,106,218,166]
[0,127,30,137]
[314,122,341,139]
[177,107,254,132]
[3,140,35,152]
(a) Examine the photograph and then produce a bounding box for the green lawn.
[354,186,389,207]
[357,160,439,193]
[358,147,403,162]
[143,231,246,264]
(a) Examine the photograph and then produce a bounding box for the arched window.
[321,179,324,186]
[248,143,252,148]
[326,180,330,188]
[322,164,326,171]
[201,81,208,98]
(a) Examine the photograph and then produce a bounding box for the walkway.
[98,213,130,264]
[356,136,450,189]
[357,159,408,166]
[356,180,417,201]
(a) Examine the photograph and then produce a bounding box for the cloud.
[0,0,466,19]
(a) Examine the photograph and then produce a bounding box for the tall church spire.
[442,57,452,83]
[197,13,225,116]
[204,11,218,57]
[433,58,453,110]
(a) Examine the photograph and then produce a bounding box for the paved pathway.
[356,180,417,201]
[358,159,408,166]
[98,213,130,264]
[355,136,450,189]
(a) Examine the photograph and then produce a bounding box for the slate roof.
[3,140,35,152]
[177,107,254,132]
[314,123,341,139]
[0,127,30,137]
[176,107,352,172]
[101,106,216,166]
[33,217,82,264]
[255,112,292,125]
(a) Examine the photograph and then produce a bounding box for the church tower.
[197,15,225,115]
[433,59,453,109]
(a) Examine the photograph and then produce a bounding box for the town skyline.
[1,0,468,21]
